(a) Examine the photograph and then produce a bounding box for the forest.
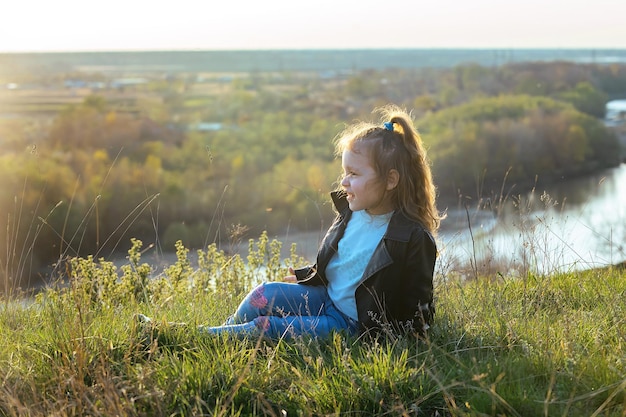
[1,59,626,288]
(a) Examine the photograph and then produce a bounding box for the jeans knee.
[250,281,296,308]
[248,284,270,309]
[252,316,271,331]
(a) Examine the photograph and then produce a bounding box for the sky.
[2,0,626,53]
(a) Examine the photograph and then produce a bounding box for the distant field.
[0,89,85,114]
[0,87,157,117]
[0,70,313,119]
[2,49,626,78]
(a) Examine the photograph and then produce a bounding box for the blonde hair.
[334,105,442,235]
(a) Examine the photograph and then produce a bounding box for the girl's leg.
[200,308,354,339]
[201,282,358,338]
[226,282,329,325]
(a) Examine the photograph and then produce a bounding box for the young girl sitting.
[138,104,442,340]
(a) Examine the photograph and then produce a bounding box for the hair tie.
[383,122,394,131]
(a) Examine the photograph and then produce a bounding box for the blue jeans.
[199,282,359,339]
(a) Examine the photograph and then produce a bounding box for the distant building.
[110,78,148,90]
[64,79,88,89]
[188,122,224,132]
[64,79,106,90]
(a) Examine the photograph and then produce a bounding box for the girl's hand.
[283,267,297,283]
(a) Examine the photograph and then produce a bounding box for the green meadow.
[2,53,626,416]
[1,233,625,416]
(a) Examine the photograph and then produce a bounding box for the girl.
[139,105,441,340]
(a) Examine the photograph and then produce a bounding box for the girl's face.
[340,148,396,215]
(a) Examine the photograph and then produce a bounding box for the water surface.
[438,164,626,275]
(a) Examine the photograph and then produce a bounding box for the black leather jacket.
[294,191,437,337]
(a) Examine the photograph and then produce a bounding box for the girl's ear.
[386,169,399,191]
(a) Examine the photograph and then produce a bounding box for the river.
[437,163,626,276]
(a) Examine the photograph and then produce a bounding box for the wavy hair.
[334,105,443,236]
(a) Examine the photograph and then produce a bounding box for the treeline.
[421,95,620,198]
[1,61,625,287]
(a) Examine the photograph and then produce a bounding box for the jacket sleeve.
[402,229,437,332]
[357,227,437,338]
[293,265,327,286]
[293,265,314,281]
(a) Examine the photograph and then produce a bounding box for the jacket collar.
[330,190,350,213]
[330,191,417,243]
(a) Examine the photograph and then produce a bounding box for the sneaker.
[135,313,153,324]
[133,313,158,350]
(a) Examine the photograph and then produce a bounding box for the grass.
[1,232,626,416]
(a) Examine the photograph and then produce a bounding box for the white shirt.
[325,210,392,320]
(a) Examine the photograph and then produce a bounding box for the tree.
[555,82,608,118]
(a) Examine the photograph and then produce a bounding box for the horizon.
[3,46,626,55]
[2,0,625,53]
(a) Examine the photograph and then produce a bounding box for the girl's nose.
[341,176,349,187]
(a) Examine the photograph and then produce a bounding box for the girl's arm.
[292,265,325,285]
[283,267,297,282]
[401,229,437,332]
